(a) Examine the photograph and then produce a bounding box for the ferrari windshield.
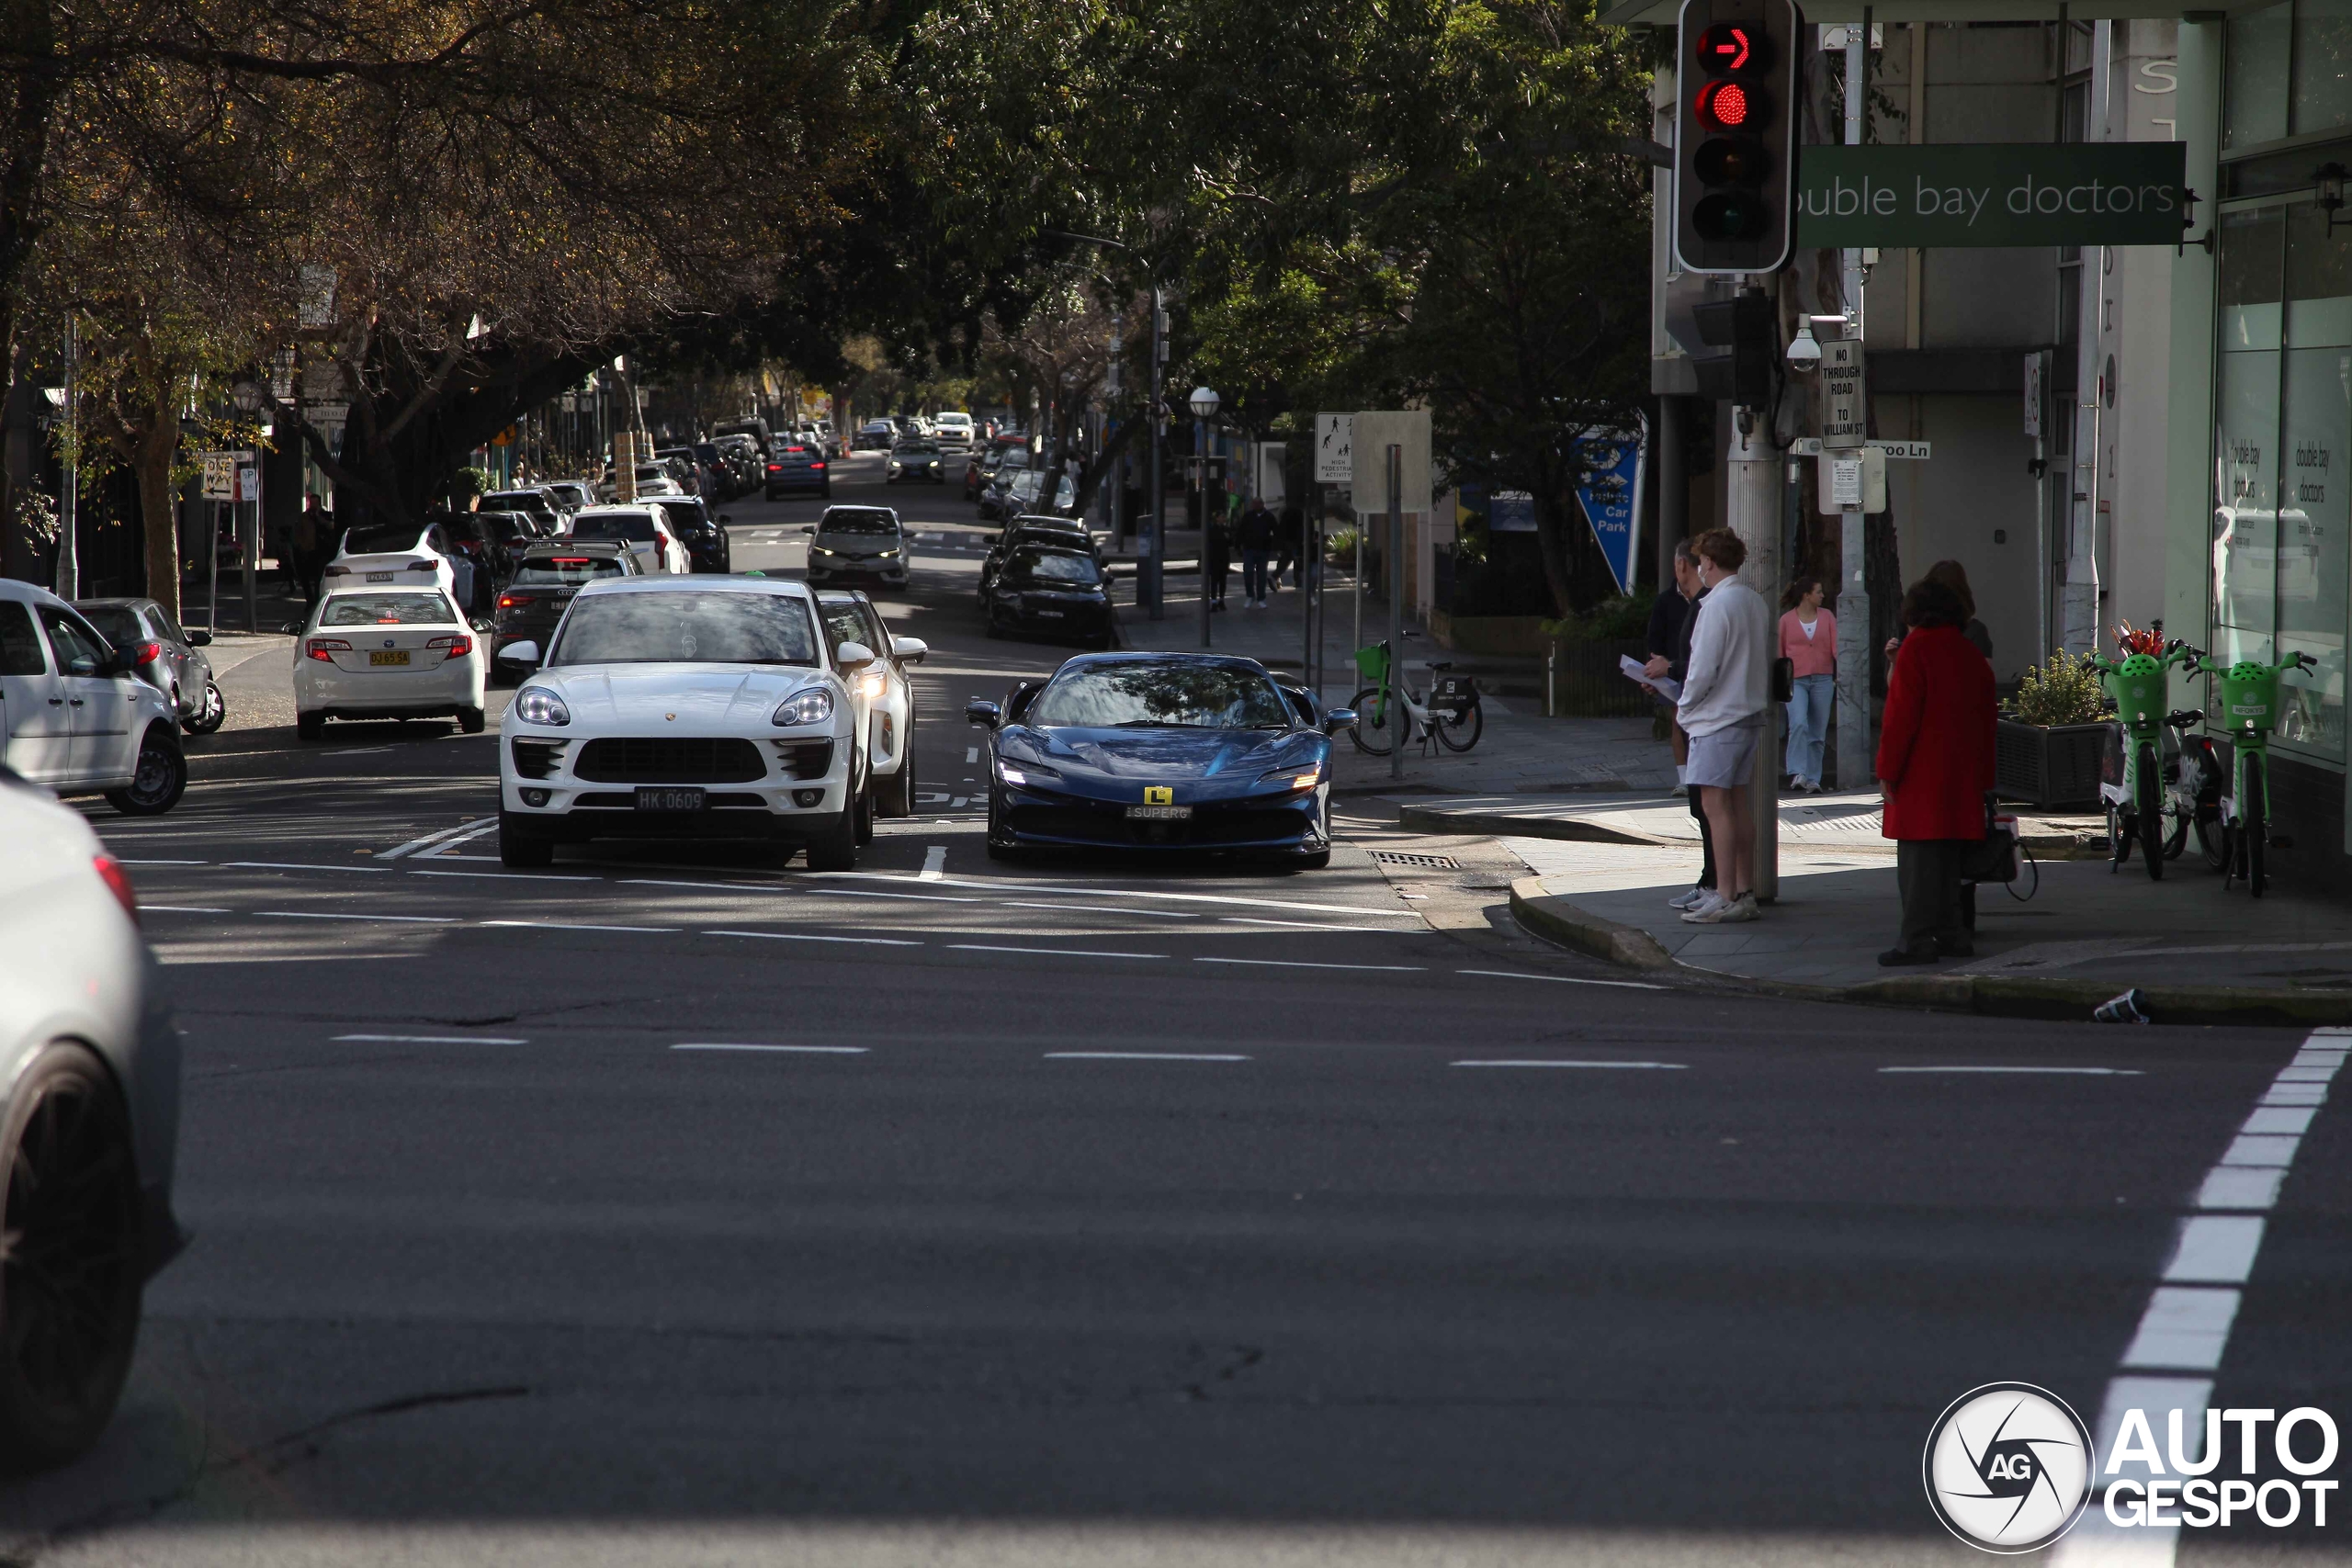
[548,592,819,667]
[1026,661,1292,728]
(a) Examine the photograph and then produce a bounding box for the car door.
[856,601,912,773]
[38,604,135,783]
[0,599,74,782]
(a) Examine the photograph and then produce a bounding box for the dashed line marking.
[1044,1052,1249,1063]
[228,861,390,874]
[1878,1066,2144,1076]
[1198,957,1422,972]
[1452,1059,1688,1070]
[479,919,682,934]
[672,1043,867,1055]
[704,929,921,946]
[920,845,946,880]
[1455,968,1668,990]
[950,944,1164,959]
[965,746,979,763]
[256,910,455,924]
[334,1033,526,1044]
[381,818,492,860]
[138,905,231,914]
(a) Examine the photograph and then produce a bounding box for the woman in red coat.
[1875,578,1997,965]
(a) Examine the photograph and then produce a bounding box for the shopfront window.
[2232,3,2293,147]
[2214,211,2283,671]
[2296,0,2352,136]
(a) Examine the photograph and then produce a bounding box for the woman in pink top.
[1779,577,1837,792]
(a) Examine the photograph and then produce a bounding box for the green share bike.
[2187,647,2317,898]
[2088,638,2203,880]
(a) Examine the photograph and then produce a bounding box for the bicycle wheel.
[1432,701,1483,752]
[2244,763,2267,898]
[2107,804,2130,872]
[2197,814,2227,871]
[1348,686,1394,756]
[2136,745,2165,879]
[2162,798,2191,861]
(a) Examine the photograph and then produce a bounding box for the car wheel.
[878,750,915,818]
[1295,850,1332,871]
[457,706,486,735]
[0,1043,146,1472]
[182,679,225,736]
[802,808,857,872]
[854,776,875,847]
[297,712,326,741]
[499,812,555,868]
[105,725,187,817]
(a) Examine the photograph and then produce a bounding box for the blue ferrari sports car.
[967,653,1355,866]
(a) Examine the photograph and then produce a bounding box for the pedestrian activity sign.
[1315,414,1352,483]
[1571,425,1645,596]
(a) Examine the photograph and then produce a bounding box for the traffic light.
[1675,0,1799,276]
[1692,290,1776,408]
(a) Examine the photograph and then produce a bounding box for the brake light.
[811,462,826,470]
[498,594,518,609]
[767,464,782,473]
[131,640,161,665]
[405,559,435,570]
[307,638,351,661]
[93,854,138,926]
[428,635,474,660]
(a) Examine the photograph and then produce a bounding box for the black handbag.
[1960,794,2019,884]
[1771,656,1794,704]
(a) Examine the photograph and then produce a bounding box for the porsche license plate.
[1125,805,1192,820]
[366,570,395,582]
[636,787,707,812]
[368,649,410,666]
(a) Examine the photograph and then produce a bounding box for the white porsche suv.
[494,578,875,869]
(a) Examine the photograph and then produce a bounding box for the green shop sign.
[1793,143,2188,248]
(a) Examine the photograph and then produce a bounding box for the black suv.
[646,495,732,573]
[491,541,642,682]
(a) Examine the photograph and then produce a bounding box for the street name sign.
[1795,142,2188,248]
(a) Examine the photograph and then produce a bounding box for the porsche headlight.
[513,687,571,726]
[773,687,835,727]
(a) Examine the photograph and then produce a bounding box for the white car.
[293,587,489,740]
[816,589,927,817]
[0,581,187,814]
[594,463,684,502]
[494,577,876,870]
[933,412,975,447]
[321,519,475,610]
[565,505,692,575]
[0,769,184,1466]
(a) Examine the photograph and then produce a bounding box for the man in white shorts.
[1675,527,1773,924]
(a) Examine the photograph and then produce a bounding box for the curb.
[1411,801,2104,860]
[1507,879,2352,1027]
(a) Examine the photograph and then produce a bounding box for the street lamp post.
[1190,386,1219,649]
[232,378,265,631]
[1041,231,1167,616]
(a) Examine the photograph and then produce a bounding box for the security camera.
[1785,321,1821,372]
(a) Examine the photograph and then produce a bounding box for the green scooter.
[2184,648,2317,897]
[2087,639,2202,879]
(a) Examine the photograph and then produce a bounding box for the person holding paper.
[1675,529,1773,925]
[1642,540,1715,911]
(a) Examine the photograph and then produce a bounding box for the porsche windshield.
[1026,662,1291,728]
[548,592,819,667]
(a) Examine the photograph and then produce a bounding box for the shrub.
[1544,590,1657,644]
[2009,649,2109,726]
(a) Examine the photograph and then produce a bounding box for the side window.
[38,607,108,677]
[0,602,46,676]
[424,527,446,555]
[821,607,865,654]
[860,606,890,657]
[1283,687,1318,727]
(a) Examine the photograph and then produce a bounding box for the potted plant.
[1997,649,2109,807]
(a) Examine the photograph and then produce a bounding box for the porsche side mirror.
[500,641,542,667]
[1322,708,1358,733]
[834,640,875,672]
[890,636,929,664]
[965,699,1002,728]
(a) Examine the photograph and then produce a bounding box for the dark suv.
[646,495,732,573]
[765,437,831,499]
[491,541,642,682]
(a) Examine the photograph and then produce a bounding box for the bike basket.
[1351,644,1390,683]
[1430,675,1476,716]
[2102,654,2166,725]
[2219,662,2278,729]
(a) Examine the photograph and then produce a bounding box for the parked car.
[968,652,1345,866]
[470,509,543,581]
[802,505,910,592]
[645,495,733,573]
[933,412,976,448]
[594,462,684,502]
[493,577,874,870]
[985,545,1114,648]
[322,519,475,611]
[980,517,1099,606]
[712,416,773,455]
[765,438,831,500]
[435,513,504,610]
[0,582,188,813]
[491,541,642,682]
[540,480,594,516]
[853,419,897,451]
[480,489,565,534]
[979,465,1074,521]
[817,589,927,817]
[966,442,1027,502]
[0,770,186,1465]
[74,598,222,736]
[887,439,946,485]
[294,586,487,739]
[564,505,693,575]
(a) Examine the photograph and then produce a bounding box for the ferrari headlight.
[998,761,1062,787]
[773,687,835,727]
[513,687,571,726]
[1259,764,1322,792]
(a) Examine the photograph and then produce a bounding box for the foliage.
[1542,589,1655,644]
[2009,649,2110,727]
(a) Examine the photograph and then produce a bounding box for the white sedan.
[294,588,489,739]
[495,577,876,869]
[564,505,692,575]
[0,770,184,1464]
[320,519,475,611]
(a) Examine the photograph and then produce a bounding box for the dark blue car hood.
[996,724,1325,799]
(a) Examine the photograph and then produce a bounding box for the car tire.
[854,777,875,847]
[877,750,914,818]
[297,712,326,741]
[182,679,225,736]
[803,809,857,872]
[499,812,555,868]
[457,706,487,735]
[0,1043,146,1472]
[105,725,187,817]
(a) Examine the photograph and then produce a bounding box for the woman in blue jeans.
[1778,576,1837,791]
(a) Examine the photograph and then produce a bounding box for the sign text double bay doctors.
[1795,142,2188,248]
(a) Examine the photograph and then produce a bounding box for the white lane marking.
[920,845,946,880]
[137,905,232,914]
[672,1043,868,1055]
[1197,957,1423,972]
[480,919,682,934]
[619,877,979,904]
[1455,968,1668,991]
[951,795,968,807]
[119,858,207,865]
[1006,900,1197,919]
[1877,1066,2143,1076]
[1220,917,1396,931]
[949,944,1164,959]
[381,818,492,860]
[227,861,390,874]
[256,910,455,924]
[965,746,979,763]
[1453,1059,1689,1070]
[420,823,501,858]
[705,929,922,946]
[807,869,1421,919]
[1045,1052,1249,1062]
[410,869,596,882]
[2060,1033,2347,1561]
[334,1033,527,1044]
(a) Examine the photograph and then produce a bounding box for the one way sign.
[1315,413,1352,484]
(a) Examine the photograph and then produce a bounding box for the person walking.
[1779,576,1837,792]
[1875,577,1998,965]
[1675,528,1773,925]
[1204,504,1232,612]
[1643,540,1715,911]
[294,495,329,605]
[1275,502,1304,591]
[1237,498,1276,607]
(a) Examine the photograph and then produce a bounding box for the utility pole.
[56,314,77,599]
[1146,287,1167,617]
[1192,386,1220,648]
[1387,444,1404,783]
[1834,17,1874,797]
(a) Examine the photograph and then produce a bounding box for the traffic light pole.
[1833,17,1874,795]
[1728,345,1780,906]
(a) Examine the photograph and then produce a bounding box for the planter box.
[1550,637,1656,717]
[1996,718,2107,808]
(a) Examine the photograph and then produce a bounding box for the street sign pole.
[1196,416,1212,649]
[1387,444,1403,784]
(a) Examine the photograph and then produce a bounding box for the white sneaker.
[1679,891,1728,922]
[1683,891,1758,924]
[1668,886,1711,910]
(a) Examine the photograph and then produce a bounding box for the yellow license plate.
[368,650,411,667]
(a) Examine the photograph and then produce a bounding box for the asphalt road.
[5,452,2345,1566]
